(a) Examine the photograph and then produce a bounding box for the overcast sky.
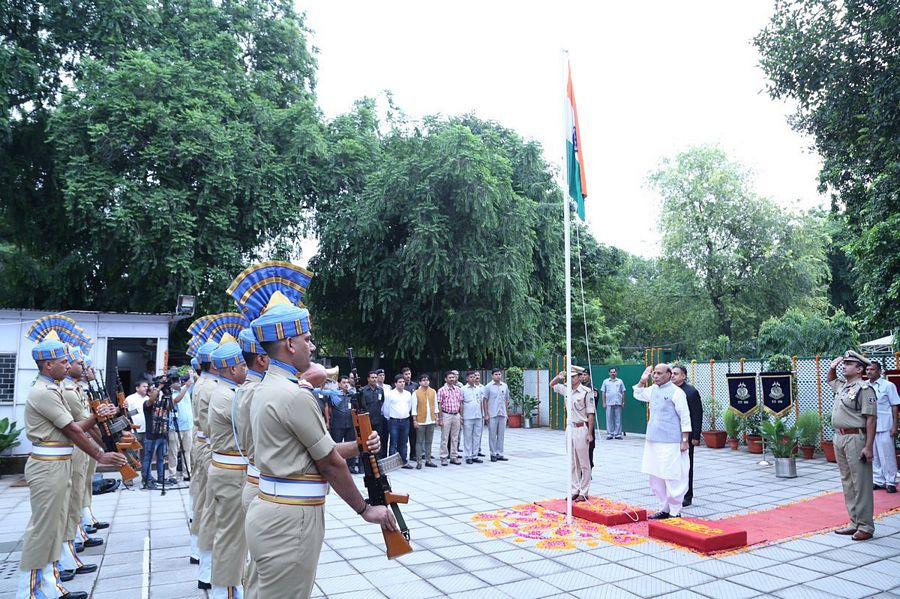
[300,0,825,259]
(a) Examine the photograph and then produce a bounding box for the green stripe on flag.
[566,140,585,220]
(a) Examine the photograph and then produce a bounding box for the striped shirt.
[437,384,462,414]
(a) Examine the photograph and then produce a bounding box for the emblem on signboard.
[769,381,784,401]
[735,382,750,401]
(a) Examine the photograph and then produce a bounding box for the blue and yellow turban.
[27,315,87,363]
[238,328,265,355]
[210,333,245,370]
[226,262,313,343]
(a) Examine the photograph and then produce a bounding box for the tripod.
[169,395,192,482]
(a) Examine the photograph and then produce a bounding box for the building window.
[0,353,14,405]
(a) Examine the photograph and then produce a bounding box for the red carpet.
[537,497,646,526]
[538,490,900,553]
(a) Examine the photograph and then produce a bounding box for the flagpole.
[562,49,573,525]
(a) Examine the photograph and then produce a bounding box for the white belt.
[31,444,74,459]
[247,463,260,478]
[257,474,329,505]
[211,452,249,469]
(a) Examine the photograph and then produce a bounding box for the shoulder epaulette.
[46,382,60,391]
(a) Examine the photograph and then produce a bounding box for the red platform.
[537,497,646,526]
[648,517,747,553]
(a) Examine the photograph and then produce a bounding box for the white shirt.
[870,377,900,432]
[461,384,485,420]
[125,392,148,433]
[383,387,413,420]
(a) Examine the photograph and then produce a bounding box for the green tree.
[309,115,551,364]
[755,0,900,329]
[758,308,859,357]
[648,146,830,341]
[1,0,325,315]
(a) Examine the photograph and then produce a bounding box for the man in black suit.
[672,365,703,507]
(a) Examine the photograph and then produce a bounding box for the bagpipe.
[347,347,413,559]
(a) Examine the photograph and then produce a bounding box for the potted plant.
[796,412,820,459]
[506,367,524,428]
[0,417,23,477]
[760,416,799,478]
[700,396,727,449]
[723,410,742,450]
[821,414,836,462]
[521,394,539,429]
[744,411,768,454]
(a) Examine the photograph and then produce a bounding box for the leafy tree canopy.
[758,307,859,357]
[755,0,900,329]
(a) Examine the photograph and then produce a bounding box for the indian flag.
[565,63,588,220]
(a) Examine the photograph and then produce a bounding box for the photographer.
[141,377,170,489]
[167,371,196,482]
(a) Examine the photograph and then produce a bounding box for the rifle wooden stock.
[383,528,413,559]
[352,410,413,559]
[118,463,139,482]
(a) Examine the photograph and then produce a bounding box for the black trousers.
[684,442,695,502]
[589,436,595,468]
[409,420,418,459]
[330,425,359,469]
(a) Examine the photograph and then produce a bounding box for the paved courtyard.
[1,427,899,598]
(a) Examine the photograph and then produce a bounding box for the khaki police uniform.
[235,371,263,599]
[80,382,98,523]
[190,373,215,546]
[830,377,878,534]
[61,379,90,546]
[206,377,248,588]
[20,376,74,571]
[554,381,595,496]
[244,363,335,599]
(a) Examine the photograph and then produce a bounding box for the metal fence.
[686,353,899,447]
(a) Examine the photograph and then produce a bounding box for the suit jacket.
[680,382,703,441]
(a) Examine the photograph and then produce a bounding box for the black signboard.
[760,371,793,418]
[726,373,758,416]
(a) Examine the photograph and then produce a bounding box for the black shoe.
[425,462,438,468]
[198,581,212,590]
[682,499,693,507]
[189,557,200,564]
[401,463,414,470]
[73,542,84,553]
[165,477,178,485]
[92,522,109,530]
[477,452,485,457]
[59,569,76,582]
[142,481,158,490]
[83,525,97,534]
[491,456,498,462]
[874,484,886,490]
[465,459,473,464]
[472,458,483,463]
[887,485,897,494]
[82,538,103,548]
[74,564,98,575]
[416,462,423,470]
[182,475,191,482]
[497,456,508,461]
[62,592,89,599]
[451,460,462,465]
[649,511,671,520]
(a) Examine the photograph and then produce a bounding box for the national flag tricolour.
[565,63,588,220]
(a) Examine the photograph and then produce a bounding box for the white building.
[0,309,180,455]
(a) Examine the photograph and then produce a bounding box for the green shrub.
[759,416,798,458]
[506,367,525,415]
[796,412,821,447]
[0,418,23,455]
[723,410,742,440]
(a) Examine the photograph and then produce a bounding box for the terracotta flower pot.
[746,435,763,454]
[507,414,522,429]
[800,445,815,460]
[728,438,740,450]
[822,440,836,462]
[701,430,727,449]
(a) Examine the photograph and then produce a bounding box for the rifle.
[86,370,141,482]
[352,410,413,559]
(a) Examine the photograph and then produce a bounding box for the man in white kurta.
[633,364,691,518]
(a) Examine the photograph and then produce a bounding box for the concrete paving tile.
[514,557,571,576]
[541,570,605,591]
[406,560,465,578]
[836,566,900,591]
[651,565,715,587]
[689,559,749,578]
[803,575,879,599]
[572,584,642,599]
[92,572,144,592]
[496,578,571,599]
[774,584,844,599]
[692,579,758,599]
[729,571,795,593]
[616,575,681,597]
[428,572,488,594]
[379,579,445,599]
[759,563,823,583]
[655,591,708,599]
[316,572,376,595]
[789,554,857,574]
[471,565,532,585]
